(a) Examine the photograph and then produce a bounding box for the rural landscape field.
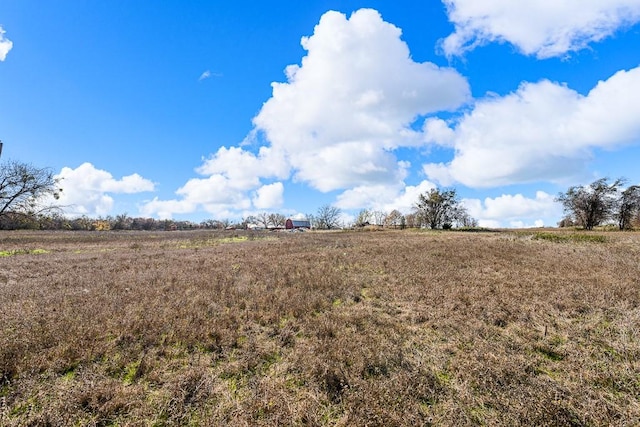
[1,228,639,426]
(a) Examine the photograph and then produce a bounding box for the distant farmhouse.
[285,219,311,230]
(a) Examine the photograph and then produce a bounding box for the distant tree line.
[0,212,216,231]
[6,158,640,233]
[243,212,287,229]
[556,177,640,230]
[351,188,477,230]
[1,159,483,231]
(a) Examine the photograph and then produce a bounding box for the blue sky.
[1,1,639,227]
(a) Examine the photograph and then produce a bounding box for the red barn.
[285,219,311,230]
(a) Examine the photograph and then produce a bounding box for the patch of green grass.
[469,404,499,426]
[0,383,11,398]
[123,360,141,385]
[456,227,496,232]
[535,366,560,379]
[218,235,249,244]
[1,249,23,256]
[435,369,452,385]
[0,248,50,257]
[178,235,250,249]
[284,375,306,390]
[535,345,565,361]
[259,351,282,373]
[9,396,40,418]
[61,364,78,381]
[602,345,620,360]
[532,232,607,243]
[30,248,49,254]
[224,374,249,399]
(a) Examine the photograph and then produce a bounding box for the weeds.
[0,229,639,425]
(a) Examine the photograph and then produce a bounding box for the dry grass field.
[1,228,639,426]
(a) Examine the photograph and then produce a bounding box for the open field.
[1,229,639,426]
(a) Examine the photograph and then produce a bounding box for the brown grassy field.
[1,228,639,426]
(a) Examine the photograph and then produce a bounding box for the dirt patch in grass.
[1,229,639,425]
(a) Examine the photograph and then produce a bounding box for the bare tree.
[200,219,225,229]
[453,206,477,228]
[0,160,62,227]
[242,215,257,229]
[132,217,159,230]
[384,210,404,229]
[70,215,95,231]
[354,209,371,227]
[372,210,386,226]
[557,216,575,228]
[616,185,640,230]
[404,212,418,228]
[556,177,624,230]
[111,213,132,230]
[268,212,286,228]
[255,212,270,229]
[315,204,342,230]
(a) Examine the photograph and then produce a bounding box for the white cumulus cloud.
[139,177,250,220]
[424,66,640,187]
[140,198,197,221]
[252,182,284,209]
[381,180,438,214]
[463,191,562,228]
[56,163,154,217]
[141,146,288,219]
[0,26,13,61]
[197,146,289,189]
[335,179,436,214]
[253,8,470,192]
[335,183,406,211]
[441,0,640,58]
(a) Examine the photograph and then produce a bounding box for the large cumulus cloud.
[253,8,469,192]
[142,8,470,219]
[424,66,640,187]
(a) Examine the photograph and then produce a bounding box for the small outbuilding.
[285,219,311,230]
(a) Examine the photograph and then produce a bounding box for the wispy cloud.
[199,70,222,81]
[0,26,13,61]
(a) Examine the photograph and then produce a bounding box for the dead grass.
[1,228,639,426]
